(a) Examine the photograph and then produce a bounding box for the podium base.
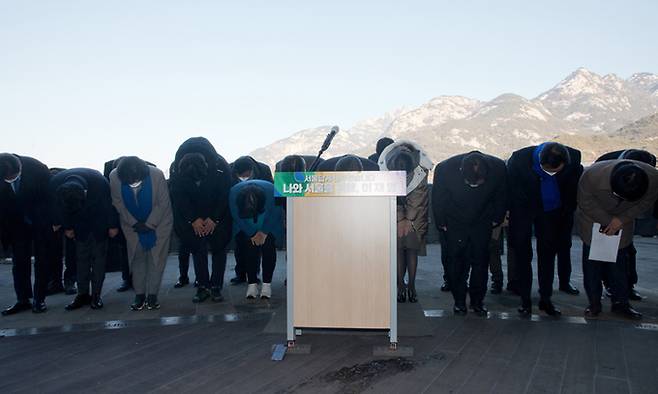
[373,345,413,358]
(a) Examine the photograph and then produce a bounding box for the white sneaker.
[246,283,258,299]
[261,283,272,299]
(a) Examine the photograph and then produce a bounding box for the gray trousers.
[131,246,165,296]
[76,236,108,296]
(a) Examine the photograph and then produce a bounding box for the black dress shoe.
[193,287,211,303]
[230,276,247,285]
[440,282,451,292]
[611,303,642,320]
[90,295,104,310]
[453,306,467,315]
[584,304,601,317]
[518,306,532,317]
[538,300,561,316]
[629,289,645,301]
[490,284,502,294]
[116,280,132,292]
[407,288,418,303]
[471,304,488,316]
[65,294,91,311]
[32,301,47,313]
[174,276,190,288]
[397,288,406,303]
[193,280,199,288]
[2,301,32,316]
[559,283,580,295]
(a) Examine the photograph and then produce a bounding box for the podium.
[274,171,407,348]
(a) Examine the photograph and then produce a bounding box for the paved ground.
[1,236,657,393]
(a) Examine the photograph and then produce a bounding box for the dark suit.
[170,139,234,290]
[0,155,51,303]
[50,168,119,296]
[433,152,507,307]
[507,145,583,307]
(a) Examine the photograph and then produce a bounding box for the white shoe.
[246,284,258,299]
[261,283,272,299]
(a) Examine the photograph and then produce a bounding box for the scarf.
[121,175,156,250]
[532,143,561,212]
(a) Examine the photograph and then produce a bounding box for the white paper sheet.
[589,223,622,263]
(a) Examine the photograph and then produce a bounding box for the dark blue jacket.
[229,180,283,240]
[49,168,119,242]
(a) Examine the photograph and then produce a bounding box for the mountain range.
[250,68,658,167]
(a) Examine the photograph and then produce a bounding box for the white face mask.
[4,172,20,184]
[467,183,481,188]
[129,180,143,188]
[238,177,250,182]
[542,168,558,177]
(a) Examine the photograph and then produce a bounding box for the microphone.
[320,126,339,153]
[309,125,339,171]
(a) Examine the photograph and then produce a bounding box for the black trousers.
[10,223,50,303]
[439,230,450,285]
[235,232,276,284]
[106,230,129,281]
[510,208,574,307]
[75,236,108,296]
[583,244,630,307]
[189,229,231,289]
[445,223,492,307]
[178,242,191,279]
[556,214,574,286]
[488,231,504,286]
[48,229,77,286]
[601,243,637,291]
[233,238,247,280]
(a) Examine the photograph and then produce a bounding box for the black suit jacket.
[507,145,583,215]
[0,155,51,243]
[49,168,119,242]
[432,152,507,228]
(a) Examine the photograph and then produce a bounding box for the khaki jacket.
[576,160,658,248]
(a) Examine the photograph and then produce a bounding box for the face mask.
[4,172,20,184]
[467,183,481,188]
[542,169,558,177]
[129,180,143,188]
[238,177,250,182]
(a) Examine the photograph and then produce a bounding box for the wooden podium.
[275,171,406,348]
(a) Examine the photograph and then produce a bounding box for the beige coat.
[109,166,174,268]
[397,178,430,255]
[576,160,658,249]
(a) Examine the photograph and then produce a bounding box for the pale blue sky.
[1,0,656,170]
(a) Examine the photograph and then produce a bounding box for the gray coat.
[576,160,658,249]
[109,166,174,268]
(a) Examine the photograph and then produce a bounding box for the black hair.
[376,137,395,155]
[539,142,570,169]
[391,151,414,172]
[116,156,149,184]
[237,184,266,221]
[280,155,306,172]
[56,182,86,215]
[335,155,364,172]
[611,162,649,201]
[179,153,208,182]
[460,151,489,184]
[233,156,255,176]
[0,153,21,180]
[619,149,657,167]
